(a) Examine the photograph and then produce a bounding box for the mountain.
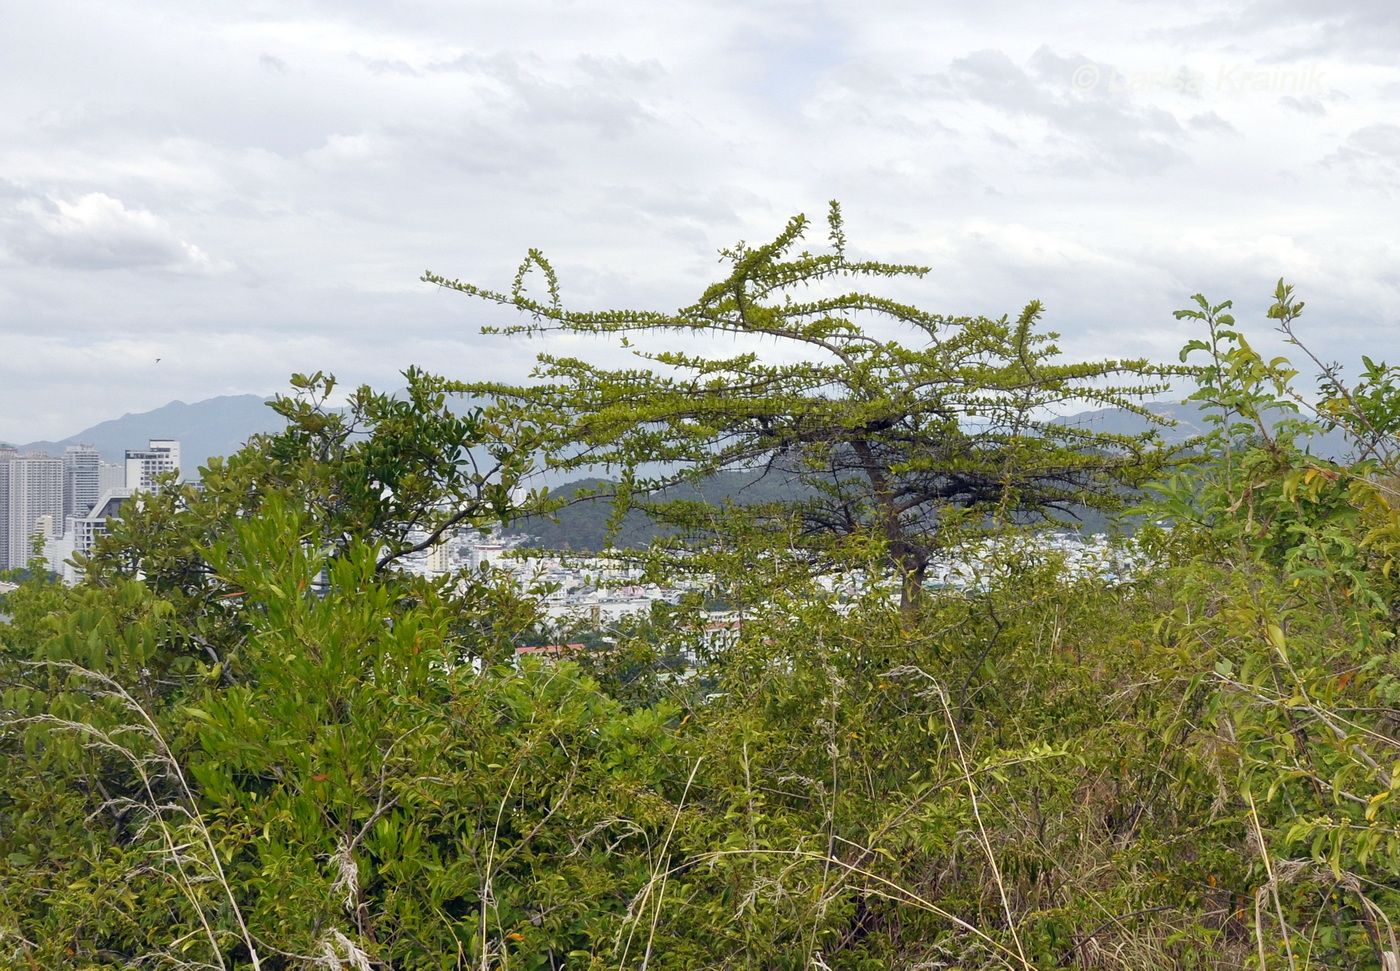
[13,393,1353,496]
[1054,399,1212,442]
[20,395,287,477]
[1053,398,1352,458]
[506,470,808,551]
[507,399,1358,550]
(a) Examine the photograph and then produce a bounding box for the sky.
[2,0,1397,442]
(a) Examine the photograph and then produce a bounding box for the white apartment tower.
[0,449,65,571]
[125,439,181,494]
[99,460,125,496]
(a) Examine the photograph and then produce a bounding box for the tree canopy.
[426,203,1186,609]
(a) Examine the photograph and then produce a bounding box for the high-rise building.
[0,449,65,571]
[99,460,125,496]
[0,447,10,570]
[64,443,102,523]
[125,439,181,494]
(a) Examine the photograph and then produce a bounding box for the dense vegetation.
[2,212,1398,969]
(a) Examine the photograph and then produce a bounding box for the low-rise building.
[59,489,132,584]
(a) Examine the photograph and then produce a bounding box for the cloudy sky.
[2,0,1397,442]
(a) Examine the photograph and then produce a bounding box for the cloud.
[929,47,1188,175]
[1164,1,1400,63]
[5,193,225,273]
[1331,123,1400,158]
[1279,95,1326,116]
[1245,1,1400,61]
[0,0,1396,441]
[422,51,660,138]
[1323,123,1400,191]
[1188,111,1238,134]
[350,53,420,76]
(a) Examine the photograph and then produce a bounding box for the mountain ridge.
[16,393,1350,485]
[19,394,287,477]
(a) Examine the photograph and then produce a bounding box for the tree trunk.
[898,556,927,624]
[849,437,926,623]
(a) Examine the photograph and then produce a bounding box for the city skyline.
[0,436,179,576]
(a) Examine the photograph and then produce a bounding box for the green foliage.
[427,204,1186,610]
[86,367,540,588]
[3,499,691,969]
[3,210,1398,969]
[1140,281,1400,966]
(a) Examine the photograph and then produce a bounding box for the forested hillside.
[3,212,1397,970]
[505,471,808,551]
[505,470,1127,552]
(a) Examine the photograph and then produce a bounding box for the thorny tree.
[427,203,1184,611]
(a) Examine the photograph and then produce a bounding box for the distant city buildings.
[125,439,181,493]
[99,460,125,497]
[64,444,101,521]
[0,447,64,571]
[0,437,179,580]
[1,419,1138,653]
[423,539,451,575]
[52,489,133,585]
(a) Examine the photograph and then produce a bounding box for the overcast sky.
[2,0,1397,442]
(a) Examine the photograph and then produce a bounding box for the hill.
[14,394,1350,495]
[507,399,1356,550]
[1054,398,1351,457]
[505,470,808,551]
